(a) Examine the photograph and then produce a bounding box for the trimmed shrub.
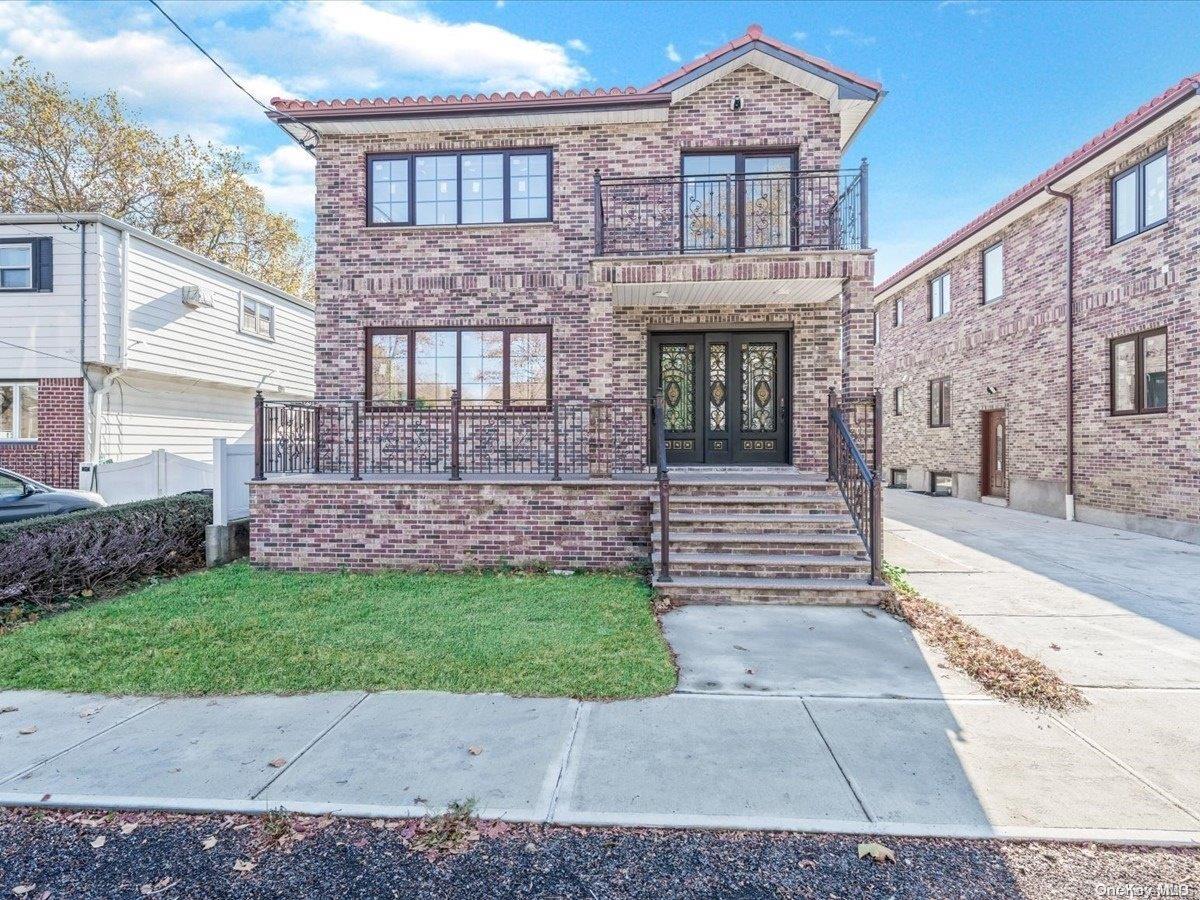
[0,494,211,612]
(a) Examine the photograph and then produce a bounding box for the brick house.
[874,75,1200,544]
[253,26,890,602]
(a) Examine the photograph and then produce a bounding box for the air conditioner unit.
[181,285,215,309]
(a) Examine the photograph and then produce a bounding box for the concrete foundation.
[206,517,250,567]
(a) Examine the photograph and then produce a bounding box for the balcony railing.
[594,161,868,257]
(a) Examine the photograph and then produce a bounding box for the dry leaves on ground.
[881,563,1086,712]
[858,842,896,864]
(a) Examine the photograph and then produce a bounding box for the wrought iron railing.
[827,387,883,585]
[594,161,867,257]
[253,393,663,481]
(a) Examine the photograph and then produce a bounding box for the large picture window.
[367,327,550,407]
[1112,150,1168,243]
[0,382,38,440]
[368,150,552,226]
[1111,327,1167,415]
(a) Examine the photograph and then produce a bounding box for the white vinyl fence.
[212,437,254,526]
[79,450,213,506]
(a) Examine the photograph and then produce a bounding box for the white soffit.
[612,278,841,307]
[874,93,1200,303]
[667,50,871,149]
[286,106,668,138]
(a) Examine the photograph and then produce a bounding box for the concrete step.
[652,575,891,606]
[667,480,840,498]
[666,551,870,579]
[663,512,857,534]
[653,531,867,556]
[656,494,847,516]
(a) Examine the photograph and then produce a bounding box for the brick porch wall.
[250,480,654,572]
[0,377,85,487]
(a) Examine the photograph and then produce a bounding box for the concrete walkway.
[1,493,1198,844]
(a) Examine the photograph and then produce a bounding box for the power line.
[0,337,81,366]
[145,0,320,154]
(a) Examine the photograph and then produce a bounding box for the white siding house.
[0,213,314,484]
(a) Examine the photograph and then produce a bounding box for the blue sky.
[3,0,1199,279]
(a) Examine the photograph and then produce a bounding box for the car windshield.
[0,468,50,493]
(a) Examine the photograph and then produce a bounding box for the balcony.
[593,162,868,258]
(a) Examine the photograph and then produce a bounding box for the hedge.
[0,494,212,612]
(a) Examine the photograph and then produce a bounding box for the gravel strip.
[2,808,1196,898]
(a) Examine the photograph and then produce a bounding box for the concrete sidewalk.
[1,493,1198,844]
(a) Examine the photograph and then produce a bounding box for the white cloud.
[665,42,682,63]
[829,26,877,47]
[495,0,505,7]
[250,144,315,220]
[296,0,587,94]
[0,0,289,139]
[791,30,808,42]
[566,38,589,53]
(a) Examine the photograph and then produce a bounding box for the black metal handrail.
[827,387,883,584]
[253,394,660,481]
[595,161,867,257]
[651,389,671,582]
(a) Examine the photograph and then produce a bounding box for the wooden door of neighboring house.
[981,409,1007,498]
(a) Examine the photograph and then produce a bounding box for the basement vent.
[181,285,216,309]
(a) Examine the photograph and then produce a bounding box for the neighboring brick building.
[874,75,1200,543]
[254,26,890,601]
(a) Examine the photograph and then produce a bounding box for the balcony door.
[681,153,795,253]
[650,332,789,465]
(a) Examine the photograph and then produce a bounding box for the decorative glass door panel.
[682,153,796,253]
[650,332,788,465]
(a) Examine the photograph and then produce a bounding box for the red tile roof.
[875,73,1200,298]
[269,24,880,118]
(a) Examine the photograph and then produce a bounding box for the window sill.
[238,328,276,344]
[1111,219,1168,248]
[1106,411,1169,422]
[365,220,555,231]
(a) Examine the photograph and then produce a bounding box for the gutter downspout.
[1045,185,1075,520]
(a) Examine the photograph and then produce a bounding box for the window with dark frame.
[367,327,550,407]
[1110,327,1167,415]
[929,377,951,427]
[367,150,551,226]
[893,386,904,415]
[982,242,1004,304]
[1112,150,1168,243]
[894,297,904,327]
[890,468,908,489]
[0,237,51,292]
[930,472,952,496]
[930,272,950,319]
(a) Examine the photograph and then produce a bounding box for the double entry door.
[650,331,789,465]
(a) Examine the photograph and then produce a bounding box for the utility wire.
[145,0,320,154]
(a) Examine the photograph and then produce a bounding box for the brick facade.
[252,40,881,572]
[875,105,1200,542]
[251,480,652,572]
[0,377,85,487]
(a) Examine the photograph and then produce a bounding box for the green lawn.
[0,564,676,699]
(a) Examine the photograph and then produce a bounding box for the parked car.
[0,467,106,524]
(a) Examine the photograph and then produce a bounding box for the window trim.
[929,377,951,428]
[365,325,553,409]
[929,471,953,496]
[1111,149,1168,245]
[929,272,950,320]
[981,242,1004,305]
[0,239,35,292]
[889,468,908,489]
[893,297,904,327]
[0,381,38,442]
[872,310,880,346]
[893,386,904,416]
[1109,326,1168,416]
[365,148,554,228]
[239,293,276,341]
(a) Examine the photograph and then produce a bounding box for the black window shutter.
[35,237,53,291]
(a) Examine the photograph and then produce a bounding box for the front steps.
[651,469,890,606]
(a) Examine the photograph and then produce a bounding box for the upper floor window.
[367,150,551,227]
[982,242,1004,304]
[1112,150,1168,243]
[930,273,950,319]
[929,377,951,427]
[240,295,275,340]
[872,310,880,346]
[0,237,51,292]
[1111,327,1167,415]
[0,382,38,441]
[367,326,550,407]
[893,386,904,415]
[893,298,904,327]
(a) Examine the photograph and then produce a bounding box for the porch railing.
[253,393,665,481]
[827,387,883,585]
[594,161,867,257]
